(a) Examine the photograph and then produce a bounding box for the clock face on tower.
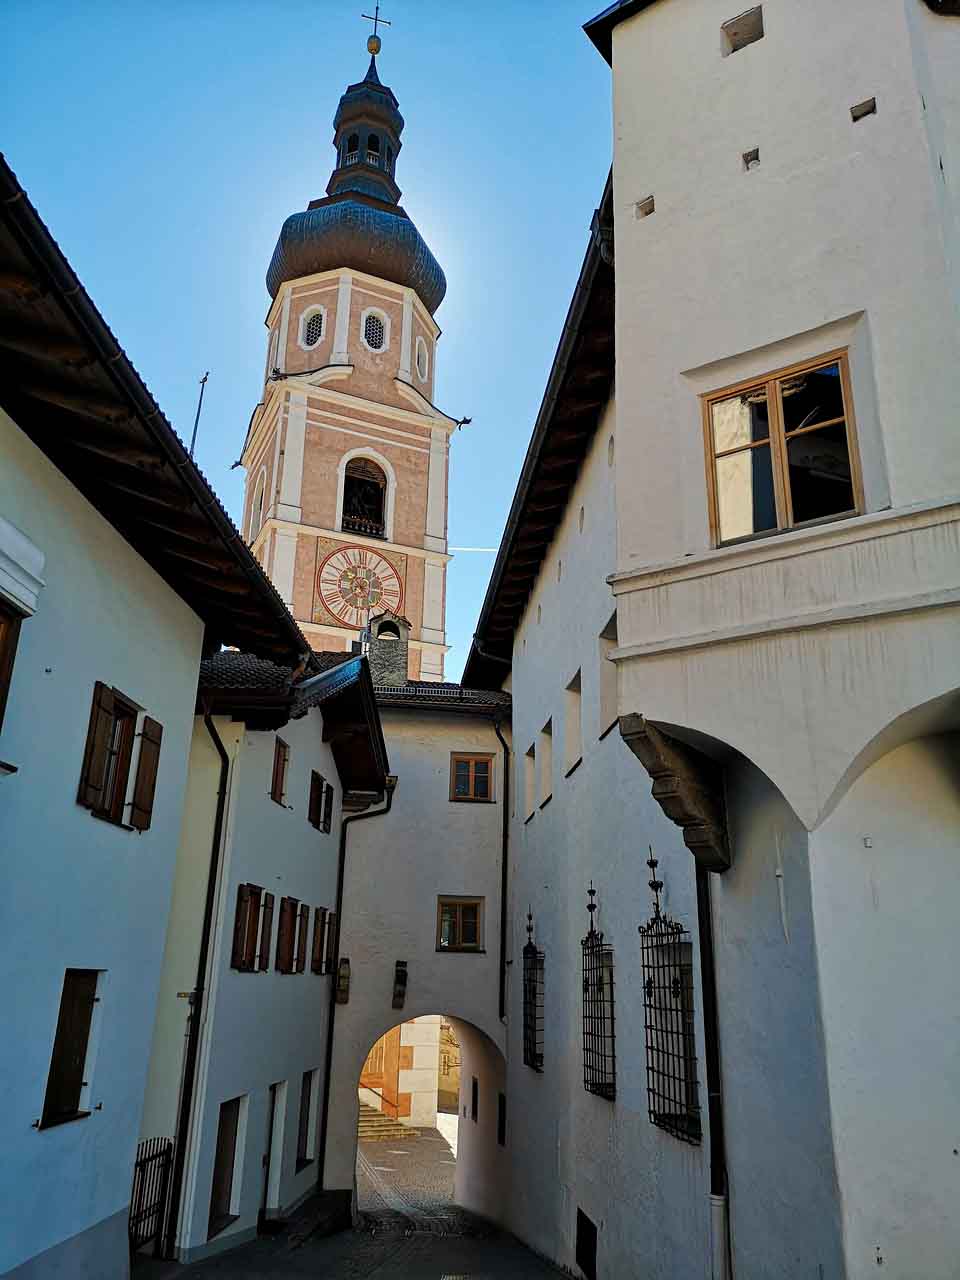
[317,544,404,628]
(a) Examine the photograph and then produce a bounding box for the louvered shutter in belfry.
[130,716,163,831]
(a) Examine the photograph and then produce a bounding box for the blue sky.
[4,1,611,678]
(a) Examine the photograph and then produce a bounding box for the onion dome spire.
[265,38,446,314]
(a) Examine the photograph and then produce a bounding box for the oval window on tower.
[363,311,387,352]
[301,307,324,349]
[415,335,429,381]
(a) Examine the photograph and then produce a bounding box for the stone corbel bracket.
[619,713,730,872]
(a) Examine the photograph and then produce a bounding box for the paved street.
[160,1123,561,1278]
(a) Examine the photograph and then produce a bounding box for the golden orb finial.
[367,32,381,55]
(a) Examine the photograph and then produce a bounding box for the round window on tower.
[415,335,429,381]
[362,309,389,352]
[299,306,325,351]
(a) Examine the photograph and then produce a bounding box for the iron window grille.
[639,852,702,1144]
[581,883,616,1100]
[522,909,544,1071]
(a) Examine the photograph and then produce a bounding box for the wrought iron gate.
[129,1136,173,1257]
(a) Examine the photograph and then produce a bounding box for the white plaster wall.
[450,1018,507,1225]
[610,0,960,569]
[324,709,505,1195]
[169,711,343,1259]
[398,1015,441,1128]
[810,733,960,1280]
[0,409,203,1276]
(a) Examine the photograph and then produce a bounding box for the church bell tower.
[240,30,453,680]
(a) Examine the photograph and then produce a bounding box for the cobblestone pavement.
[166,1123,562,1277]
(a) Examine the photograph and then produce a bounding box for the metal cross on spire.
[362,4,391,54]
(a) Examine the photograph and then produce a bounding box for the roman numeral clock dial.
[317,545,403,629]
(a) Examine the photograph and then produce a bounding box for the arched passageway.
[352,1014,507,1236]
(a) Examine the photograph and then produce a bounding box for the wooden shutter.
[231,884,252,970]
[324,911,337,974]
[308,772,323,829]
[130,716,163,831]
[244,885,263,971]
[77,681,115,810]
[258,892,274,972]
[41,969,98,1127]
[276,897,297,974]
[295,902,309,973]
[321,782,334,833]
[271,738,288,804]
[311,907,327,974]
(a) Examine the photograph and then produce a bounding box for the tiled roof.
[199,649,350,693]
[374,681,512,715]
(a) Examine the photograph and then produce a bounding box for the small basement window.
[635,195,655,219]
[722,6,764,56]
[851,97,877,123]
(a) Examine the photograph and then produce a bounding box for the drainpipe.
[696,864,732,1280]
[317,776,398,1202]
[492,716,510,1021]
[163,711,230,1258]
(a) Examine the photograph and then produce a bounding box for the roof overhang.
[0,155,308,664]
[462,176,615,689]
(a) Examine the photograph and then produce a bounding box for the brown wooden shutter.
[258,892,274,972]
[243,885,263,971]
[321,782,334,834]
[231,884,252,970]
[77,682,115,810]
[271,738,289,804]
[41,969,98,1127]
[324,911,337,974]
[276,897,297,974]
[295,902,309,973]
[308,772,323,829]
[130,716,163,831]
[311,907,327,974]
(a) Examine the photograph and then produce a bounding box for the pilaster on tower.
[239,39,456,682]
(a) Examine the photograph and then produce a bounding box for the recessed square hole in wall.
[851,97,877,123]
[634,195,655,219]
[722,6,764,56]
[742,147,760,171]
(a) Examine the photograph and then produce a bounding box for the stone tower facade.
[240,48,454,680]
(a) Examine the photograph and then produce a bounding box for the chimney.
[367,611,410,686]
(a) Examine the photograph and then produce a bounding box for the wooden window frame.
[295,902,310,974]
[270,738,290,806]
[702,349,863,548]
[231,884,274,973]
[449,752,495,804]
[322,780,334,833]
[39,968,100,1129]
[436,896,484,953]
[0,596,25,736]
[311,907,328,974]
[77,682,155,829]
[276,896,298,974]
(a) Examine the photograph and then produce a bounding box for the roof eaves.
[583,0,658,64]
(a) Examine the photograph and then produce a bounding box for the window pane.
[461,904,479,945]
[473,760,489,799]
[440,905,455,947]
[786,423,855,524]
[781,362,844,433]
[454,760,471,796]
[715,444,777,541]
[711,387,769,453]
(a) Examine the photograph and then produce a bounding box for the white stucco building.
[139,650,388,1262]
[0,159,310,1280]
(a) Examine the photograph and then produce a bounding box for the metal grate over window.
[581,883,615,1100]
[522,909,544,1072]
[364,312,385,350]
[303,310,323,347]
[639,852,702,1143]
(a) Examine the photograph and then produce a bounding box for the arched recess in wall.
[816,686,960,825]
[335,446,397,543]
[248,466,267,542]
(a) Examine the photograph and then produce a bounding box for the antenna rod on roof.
[189,371,210,458]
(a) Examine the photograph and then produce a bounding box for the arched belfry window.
[342,458,387,538]
[366,134,381,166]
[376,620,401,640]
[345,133,359,164]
